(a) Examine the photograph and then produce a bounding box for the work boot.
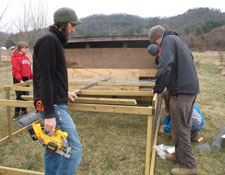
[191,135,203,142]
[13,112,20,121]
[171,168,198,175]
[166,153,177,162]
[191,132,198,140]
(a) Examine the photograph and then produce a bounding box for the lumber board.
[97,81,155,87]
[9,86,33,92]
[145,115,153,175]
[69,80,155,87]
[75,97,137,105]
[77,95,153,102]
[21,95,33,100]
[12,80,33,87]
[68,68,140,80]
[0,99,152,114]
[81,86,138,91]
[20,96,137,106]
[0,166,44,175]
[0,100,34,107]
[150,112,161,175]
[5,87,12,139]
[139,69,157,77]
[65,48,157,69]
[78,90,153,96]
[68,103,152,115]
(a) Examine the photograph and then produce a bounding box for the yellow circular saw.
[28,123,71,158]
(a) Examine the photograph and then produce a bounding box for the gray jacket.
[153,30,199,96]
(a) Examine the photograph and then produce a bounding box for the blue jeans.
[39,105,82,175]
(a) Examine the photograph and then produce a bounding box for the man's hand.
[68,91,77,102]
[44,118,56,135]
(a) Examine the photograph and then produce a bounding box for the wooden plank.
[69,80,155,87]
[139,69,157,77]
[21,95,33,100]
[5,87,12,139]
[9,86,33,92]
[78,95,153,103]
[145,115,153,175]
[20,93,153,103]
[0,99,152,115]
[79,90,153,96]
[68,103,152,115]
[97,81,155,87]
[83,86,138,91]
[0,166,44,175]
[20,96,137,106]
[65,48,156,69]
[150,112,161,175]
[68,69,139,80]
[0,100,34,108]
[12,80,33,87]
[75,97,137,105]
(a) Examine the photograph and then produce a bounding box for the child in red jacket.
[11,42,33,120]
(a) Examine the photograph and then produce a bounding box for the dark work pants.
[170,94,197,169]
[13,77,29,114]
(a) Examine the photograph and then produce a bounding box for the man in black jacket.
[33,7,82,175]
[149,25,199,175]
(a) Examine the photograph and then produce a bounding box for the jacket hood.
[12,52,25,57]
[162,29,178,38]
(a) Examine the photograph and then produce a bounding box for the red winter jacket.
[11,52,33,82]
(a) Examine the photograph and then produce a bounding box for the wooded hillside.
[4,8,225,50]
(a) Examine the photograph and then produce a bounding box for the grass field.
[0,51,225,175]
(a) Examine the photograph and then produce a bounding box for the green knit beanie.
[54,7,82,25]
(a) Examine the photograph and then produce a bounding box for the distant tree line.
[1,7,225,51]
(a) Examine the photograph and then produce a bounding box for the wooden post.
[5,86,12,139]
[145,114,153,175]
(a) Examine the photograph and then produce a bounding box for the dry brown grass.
[0,51,225,175]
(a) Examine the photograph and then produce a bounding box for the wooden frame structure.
[0,79,161,175]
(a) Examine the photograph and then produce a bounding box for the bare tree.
[14,0,49,46]
[30,0,49,46]
[14,1,33,44]
[0,1,10,62]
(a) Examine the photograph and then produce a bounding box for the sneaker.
[171,168,198,175]
[166,153,177,162]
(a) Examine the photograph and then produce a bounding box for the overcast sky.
[1,0,225,32]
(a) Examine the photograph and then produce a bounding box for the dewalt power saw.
[28,123,71,158]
